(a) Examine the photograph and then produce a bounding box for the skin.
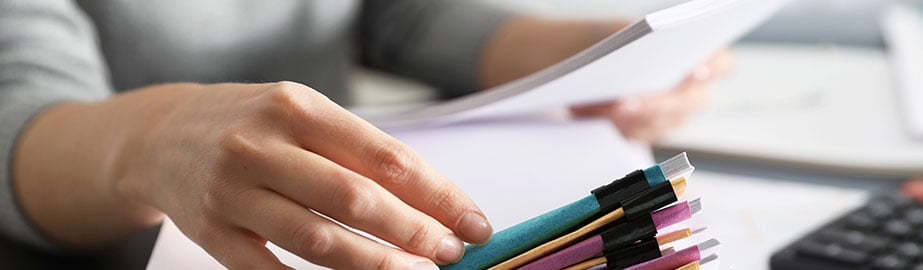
[13,16,729,269]
[903,177,923,201]
[481,17,735,142]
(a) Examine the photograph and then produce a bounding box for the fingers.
[622,81,709,141]
[903,177,923,201]
[263,82,492,245]
[570,80,709,142]
[245,139,465,264]
[226,188,439,269]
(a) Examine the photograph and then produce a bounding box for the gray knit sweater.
[0,0,510,251]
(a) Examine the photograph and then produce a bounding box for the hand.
[570,50,734,142]
[903,177,923,201]
[108,82,492,268]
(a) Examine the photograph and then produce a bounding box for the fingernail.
[410,261,439,270]
[693,65,711,81]
[457,212,493,244]
[436,234,464,264]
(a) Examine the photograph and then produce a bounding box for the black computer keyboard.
[771,193,923,270]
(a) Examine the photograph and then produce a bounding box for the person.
[0,0,731,269]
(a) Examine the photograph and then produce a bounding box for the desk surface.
[654,152,900,269]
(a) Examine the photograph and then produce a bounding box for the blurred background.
[349,0,923,269]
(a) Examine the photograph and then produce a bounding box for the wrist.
[14,100,164,248]
[104,84,204,215]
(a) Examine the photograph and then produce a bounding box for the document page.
[368,0,787,129]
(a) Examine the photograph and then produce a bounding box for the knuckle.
[371,143,417,187]
[218,126,265,160]
[292,223,334,258]
[332,181,377,222]
[266,81,307,104]
[404,221,436,253]
[215,128,272,179]
[429,188,460,215]
[263,81,328,121]
[371,252,398,270]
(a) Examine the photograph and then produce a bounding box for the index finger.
[270,82,494,244]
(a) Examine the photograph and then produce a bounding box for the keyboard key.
[871,254,908,270]
[903,208,923,226]
[883,193,915,208]
[896,242,923,258]
[846,212,877,230]
[796,240,867,265]
[884,220,913,238]
[816,229,888,252]
[867,202,895,219]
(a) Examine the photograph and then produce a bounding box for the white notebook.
[366,0,789,129]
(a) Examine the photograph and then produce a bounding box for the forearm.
[12,90,181,249]
[478,16,631,88]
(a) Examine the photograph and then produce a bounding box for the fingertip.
[456,212,493,245]
[435,234,465,264]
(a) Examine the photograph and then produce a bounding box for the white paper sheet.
[366,0,788,129]
[147,116,653,269]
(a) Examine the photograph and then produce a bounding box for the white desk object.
[657,44,923,177]
[882,4,923,139]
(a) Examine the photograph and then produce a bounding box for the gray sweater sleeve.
[0,0,112,251]
[359,0,514,97]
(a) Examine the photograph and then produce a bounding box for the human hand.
[110,82,492,269]
[569,50,735,142]
[903,177,923,201]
